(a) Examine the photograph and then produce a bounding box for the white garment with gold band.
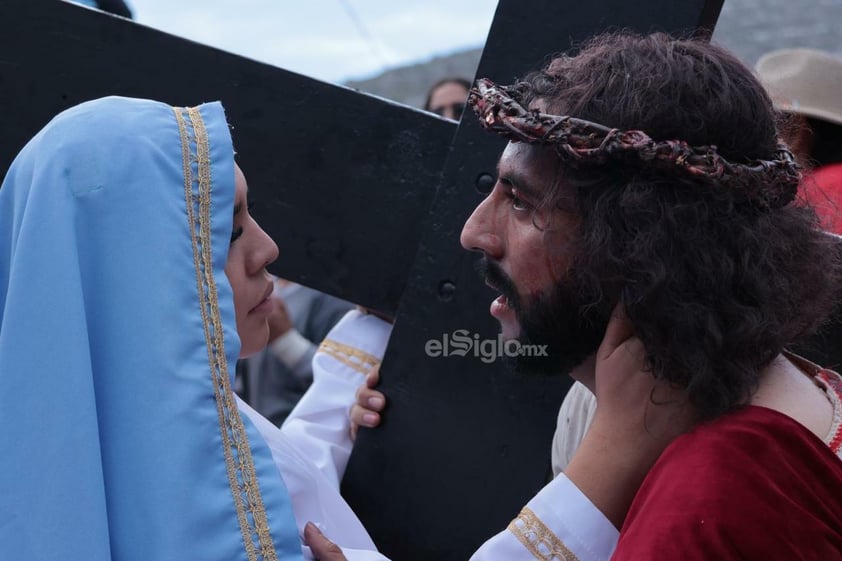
[470,474,618,561]
[255,310,617,561]
[281,310,392,489]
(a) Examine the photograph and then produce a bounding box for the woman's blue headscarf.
[0,97,303,561]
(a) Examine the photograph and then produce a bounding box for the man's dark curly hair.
[516,32,842,420]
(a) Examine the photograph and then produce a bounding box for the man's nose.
[460,196,503,259]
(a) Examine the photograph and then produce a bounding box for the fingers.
[349,396,383,433]
[366,366,380,388]
[354,367,384,417]
[350,366,385,441]
[354,387,385,412]
[353,376,385,416]
[349,403,380,435]
[304,522,347,561]
[593,301,649,408]
[597,302,638,362]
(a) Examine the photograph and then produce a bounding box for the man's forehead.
[497,142,562,195]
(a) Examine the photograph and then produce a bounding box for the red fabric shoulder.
[612,406,842,561]
[802,163,842,234]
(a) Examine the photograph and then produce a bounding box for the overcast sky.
[124,0,498,84]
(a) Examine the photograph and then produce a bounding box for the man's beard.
[478,257,607,376]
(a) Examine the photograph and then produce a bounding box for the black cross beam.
[0,0,459,312]
[18,2,842,561]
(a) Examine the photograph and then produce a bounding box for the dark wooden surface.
[0,0,455,314]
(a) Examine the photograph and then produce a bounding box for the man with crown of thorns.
[299,31,842,561]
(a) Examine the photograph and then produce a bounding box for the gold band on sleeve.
[318,339,380,376]
[508,507,581,561]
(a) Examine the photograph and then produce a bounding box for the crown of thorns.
[467,78,801,209]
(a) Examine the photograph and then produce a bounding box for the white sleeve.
[470,474,618,561]
[280,310,392,490]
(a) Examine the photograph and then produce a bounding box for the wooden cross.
[2,1,730,559]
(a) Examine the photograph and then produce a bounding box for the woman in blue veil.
[0,97,305,560]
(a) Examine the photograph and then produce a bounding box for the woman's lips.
[249,282,274,314]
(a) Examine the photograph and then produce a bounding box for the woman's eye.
[230,226,244,244]
[512,195,529,211]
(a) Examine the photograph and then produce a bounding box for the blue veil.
[0,97,303,560]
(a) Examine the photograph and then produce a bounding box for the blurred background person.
[757,47,842,233]
[423,77,471,120]
[236,277,354,426]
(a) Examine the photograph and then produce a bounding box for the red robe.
[612,403,842,560]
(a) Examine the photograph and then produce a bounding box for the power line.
[337,0,393,68]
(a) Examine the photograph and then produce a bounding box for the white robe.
[239,311,618,561]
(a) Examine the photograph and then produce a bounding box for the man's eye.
[512,195,529,211]
[230,226,244,244]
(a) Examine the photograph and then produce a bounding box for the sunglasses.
[430,102,466,119]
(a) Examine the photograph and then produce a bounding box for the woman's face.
[428,81,469,120]
[225,164,279,357]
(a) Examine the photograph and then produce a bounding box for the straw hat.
[756,48,842,126]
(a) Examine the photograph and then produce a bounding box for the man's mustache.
[474,257,521,311]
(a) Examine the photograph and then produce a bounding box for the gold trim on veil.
[174,106,279,561]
